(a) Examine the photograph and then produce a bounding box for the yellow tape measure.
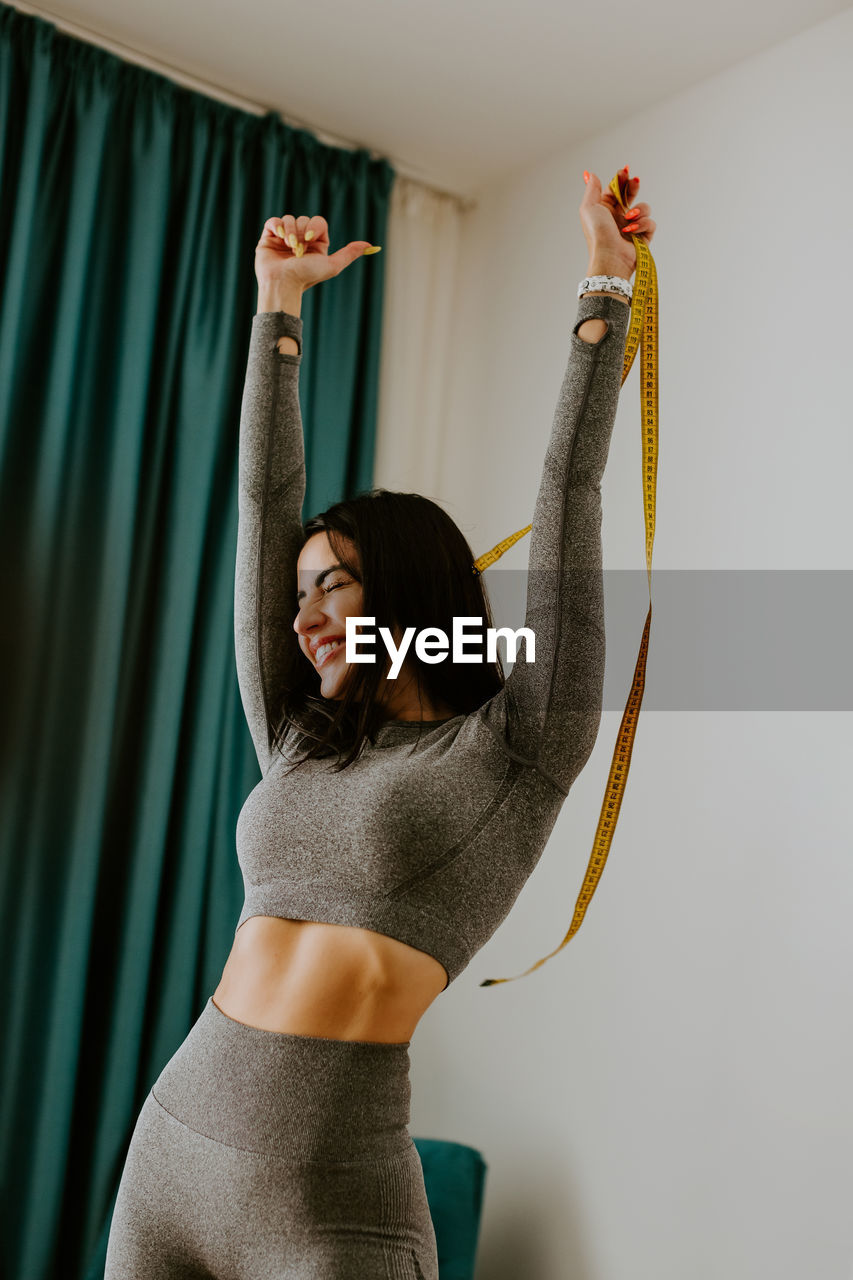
[478,169,658,986]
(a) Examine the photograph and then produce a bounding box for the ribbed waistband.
[150,997,413,1162]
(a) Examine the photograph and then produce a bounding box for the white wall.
[408,10,853,1279]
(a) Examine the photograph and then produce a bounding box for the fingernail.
[583,171,590,183]
[363,245,382,255]
[627,209,640,219]
[294,243,305,257]
[304,229,315,241]
[275,226,287,240]
[287,234,298,248]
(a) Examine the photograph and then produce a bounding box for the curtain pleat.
[372,175,466,503]
[0,6,394,1276]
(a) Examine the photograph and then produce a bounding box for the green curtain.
[0,6,394,1276]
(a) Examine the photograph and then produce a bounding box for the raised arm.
[235,216,380,774]
[481,289,630,795]
[479,168,655,795]
[234,294,306,776]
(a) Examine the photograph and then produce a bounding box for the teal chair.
[413,1138,488,1280]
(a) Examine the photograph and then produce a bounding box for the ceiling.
[11,0,850,202]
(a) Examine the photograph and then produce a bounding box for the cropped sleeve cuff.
[572,291,632,343]
[251,310,304,363]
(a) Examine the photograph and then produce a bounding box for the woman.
[105,167,655,1279]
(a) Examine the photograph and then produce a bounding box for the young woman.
[105,168,655,1279]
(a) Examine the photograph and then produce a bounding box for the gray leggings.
[104,997,438,1279]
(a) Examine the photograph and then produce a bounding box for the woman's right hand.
[254,215,379,293]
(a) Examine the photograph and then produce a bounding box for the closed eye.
[295,579,350,610]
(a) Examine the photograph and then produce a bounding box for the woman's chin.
[318,662,350,699]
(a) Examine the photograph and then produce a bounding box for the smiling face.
[293,528,459,721]
[293,531,365,701]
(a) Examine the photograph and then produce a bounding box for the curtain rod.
[8,0,478,213]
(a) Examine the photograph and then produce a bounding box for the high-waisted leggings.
[104,997,439,1279]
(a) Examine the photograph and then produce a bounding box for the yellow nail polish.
[275,226,287,240]
[287,234,298,248]
[304,229,315,241]
[294,243,305,258]
[363,245,382,255]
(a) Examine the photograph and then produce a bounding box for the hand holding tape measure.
[580,166,657,272]
[480,165,659,987]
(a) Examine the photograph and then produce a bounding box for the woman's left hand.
[579,167,656,277]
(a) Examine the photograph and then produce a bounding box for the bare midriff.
[211,916,449,1045]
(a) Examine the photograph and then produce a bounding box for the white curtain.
[372,176,468,501]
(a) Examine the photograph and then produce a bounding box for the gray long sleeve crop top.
[233,292,630,989]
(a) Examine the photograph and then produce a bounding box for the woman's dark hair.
[273,488,506,772]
